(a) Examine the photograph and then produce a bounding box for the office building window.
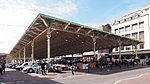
[115,29,118,34]
[139,22,144,28]
[125,25,130,31]
[126,17,131,21]
[119,27,124,33]
[121,46,124,50]
[125,34,130,38]
[145,8,149,11]
[139,31,144,49]
[132,23,137,30]
[140,44,144,49]
[115,47,118,51]
[132,32,138,40]
[126,46,131,50]
[132,15,139,19]
[139,31,144,41]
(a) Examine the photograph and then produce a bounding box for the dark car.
[11,64,17,69]
[146,58,150,65]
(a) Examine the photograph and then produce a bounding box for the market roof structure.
[8,13,143,60]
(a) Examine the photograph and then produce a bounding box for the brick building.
[0,53,7,64]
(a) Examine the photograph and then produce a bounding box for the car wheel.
[19,68,23,71]
[28,68,34,73]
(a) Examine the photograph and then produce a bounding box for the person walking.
[0,64,2,75]
[135,56,139,65]
[41,61,47,75]
[2,63,5,74]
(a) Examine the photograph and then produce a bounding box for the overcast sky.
[0,0,150,54]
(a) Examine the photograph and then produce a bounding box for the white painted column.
[46,21,54,62]
[19,51,21,64]
[92,37,96,61]
[47,36,50,62]
[119,42,122,59]
[31,41,34,63]
[135,44,138,57]
[24,47,26,63]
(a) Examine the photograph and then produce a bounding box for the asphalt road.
[1,66,150,84]
[53,66,150,84]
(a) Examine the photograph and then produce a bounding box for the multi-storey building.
[111,5,150,59]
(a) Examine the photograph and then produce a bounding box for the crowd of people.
[0,55,145,76]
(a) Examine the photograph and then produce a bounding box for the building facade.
[0,53,7,64]
[99,24,112,53]
[111,5,150,59]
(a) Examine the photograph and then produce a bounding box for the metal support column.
[119,42,121,59]
[47,36,50,62]
[135,44,138,58]
[92,37,96,61]
[47,27,51,62]
[39,17,54,62]
[16,53,19,63]
[19,51,21,64]
[118,42,121,68]
[24,47,26,63]
[31,40,34,63]
[132,44,135,67]
[72,54,74,75]
[13,58,15,64]
[47,21,54,62]
[135,44,138,65]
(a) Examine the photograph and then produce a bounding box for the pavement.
[0,68,86,84]
[1,65,150,84]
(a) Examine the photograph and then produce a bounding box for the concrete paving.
[1,65,150,84]
[53,66,150,84]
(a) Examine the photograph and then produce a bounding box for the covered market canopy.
[8,13,143,60]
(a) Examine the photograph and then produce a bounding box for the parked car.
[7,63,16,69]
[69,65,77,71]
[51,65,62,72]
[5,63,11,68]
[23,63,41,73]
[16,62,32,71]
[7,64,13,68]
[11,64,17,69]
[146,58,150,65]
[48,64,64,72]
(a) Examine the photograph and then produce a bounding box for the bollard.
[110,64,112,70]
[127,62,129,68]
[142,62,144,66]
[119,63,121,68]
[133,62,135,67]
[88,63,90,73]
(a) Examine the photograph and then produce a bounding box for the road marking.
[114,73,150,84]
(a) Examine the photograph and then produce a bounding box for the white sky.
[0,0,78,53]
[1,0,149,54]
